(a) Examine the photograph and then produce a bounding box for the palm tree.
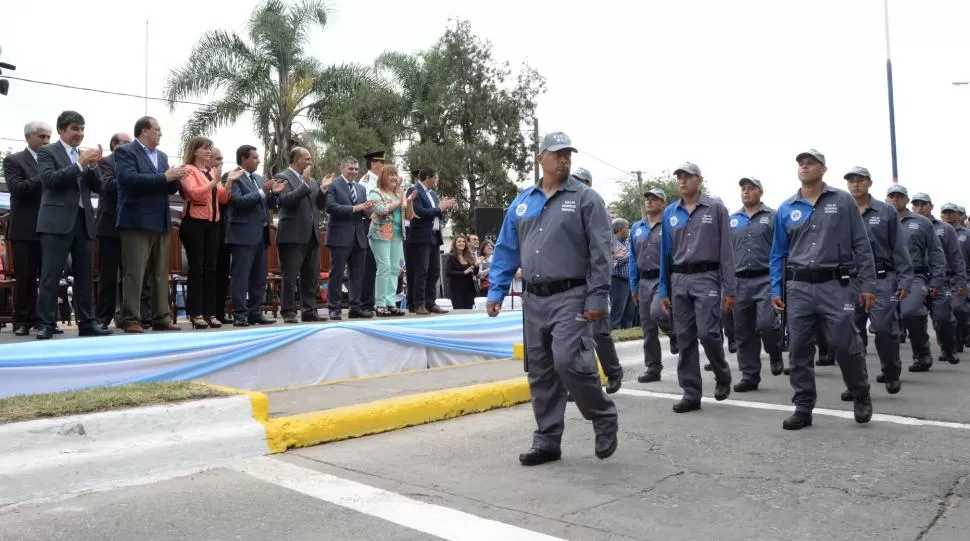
[163,0,375,177]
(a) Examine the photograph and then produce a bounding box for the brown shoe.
[415,307,430,315]
[153,322,181,331]
[123,322,144,334]
[428,305,449,314]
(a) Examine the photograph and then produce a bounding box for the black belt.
[671,262,719,275]
[523,278,586,297]
[736,268,769,279]
[786,268,856,284]
[914,266,929,276]
[639,269,660,280]
[875,262,893,279]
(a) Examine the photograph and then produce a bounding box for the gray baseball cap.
[796,149,826,166]
[571,167,592,185]
[538,131,577,154]
[941,203,960,213]
[843,166,871,180]
[959,205,967,215]
[911,192,932,204]
[673,162,702,176]
[739,177,763,190]
[887,184,908,197]
[643,188,666,202]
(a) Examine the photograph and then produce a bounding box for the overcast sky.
[2,0,969,210]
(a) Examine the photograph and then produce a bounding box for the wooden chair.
[168,223,188,323]
[261,225,281,317]
[0,215,16,326]
[317,227,331,309]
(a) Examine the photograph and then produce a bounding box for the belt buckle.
[876,269,887,278]
[535,283,550,296]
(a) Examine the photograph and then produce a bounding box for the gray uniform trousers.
[734,274,783,385]
[787,278,869,413]
[638,277,670,375]
[523,286,618,453]
[928,278,960,355]
[593,317,623,380]
[899,275,932,360]
[953,283,970,346]
[671,270,731,402]
[853,271,902,380]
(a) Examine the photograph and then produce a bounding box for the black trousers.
[11,239,40,328]
[38,210,95,330]
[96,236,152,326]
[279,241,320,316]
[404,242,440,310]
[328,243,366,312]
[229,242,267,321]
[362,246,377,311]
[179,217,220,317]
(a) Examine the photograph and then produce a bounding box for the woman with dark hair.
[444,235,478,309]
[178,136,241,328]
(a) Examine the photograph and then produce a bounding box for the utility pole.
[533,117,540,185]
[632,170,645,220]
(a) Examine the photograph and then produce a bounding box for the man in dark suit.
[274,147,332,323]
[405,167,455,315]
[95,132,133,328]
[325,156,375,320]
[114,116,186,333]
[34,110,112,339]
[226,145,279,326]
[2,121,51,336]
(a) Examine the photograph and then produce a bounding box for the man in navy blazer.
[225,145,281,326]
[325,156,375,320]
[113,116,186,334]
[404,167,455,315]
[34,111,112,339]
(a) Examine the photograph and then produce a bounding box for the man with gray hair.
[2,121,51,336]
[611,217,634,329]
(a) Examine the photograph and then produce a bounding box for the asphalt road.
[3,339,970,541]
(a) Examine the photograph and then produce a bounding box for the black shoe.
[282,313,299,324]
[300,313,322,322]
[909,362,931,372]
[714,382,731,401]
[595,432,618,459]
[52,327,64,335]
[519,448,561,466]
[14,325,29,336]
[733,380,758,393]
[672,399,701,413]
[940,352,960,365]
[840,389,853,402]
[637,371,661,383]
[349,310,374,319]
[233,320,250,328]
[854,394,873,423]
[566,393,574,402]
[605,376,622,394]
[79,325,113,337]
[669,340,679,355]
[728,341,737,354]
[816,354,835,366]
[329,310,342,321]
[886,380,901,394]
[876,373,886,383]
[783,412,813,430]
[770,358,784,376]
[704,362,713,372]
[783,367,791,375]
[249,316,276,325]
[35,327,53,340]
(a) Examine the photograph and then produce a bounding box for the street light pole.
[884,0,899,184]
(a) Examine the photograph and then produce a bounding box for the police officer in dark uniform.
[487,132,618,466]
[729,177,785,391]
[841,167,912,398]
[572,166,622,394]
[911,192,965,365]
[885,185,946,372]
[629,188,675,383]
[659,162,736,412]
[941,203,970,350]
[770,149,875,430]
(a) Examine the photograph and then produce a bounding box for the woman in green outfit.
[368,165,415,316]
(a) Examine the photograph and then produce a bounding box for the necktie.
[70,147,83,206]
[69,147,79,164]
[350,182,357,204]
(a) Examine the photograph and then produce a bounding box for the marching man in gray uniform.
[769,150,875,430]
[941,203,970,351]
[911,193,966,365]
[659,162,736,412]
[487,132,618,466]
[629,187,675,383]
[572,167,623,394]
[886,186,946,371]
[729,177,785,392]
[841,167,912,398]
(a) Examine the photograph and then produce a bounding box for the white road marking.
[230,457,567,541]
[616,388,970,430]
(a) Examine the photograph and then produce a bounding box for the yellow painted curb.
[266,377,532,450]
[196,383,283,451]
[513,343,608,383]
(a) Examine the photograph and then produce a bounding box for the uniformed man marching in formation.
[842,167,912,397]
[941,204,970,351]
[487,132,618,466]
[659,162,736,412]
[769,150,875,430]
[629,188,676,383]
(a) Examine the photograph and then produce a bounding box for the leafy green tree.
[609,172,707,224]
[163,0,376,177]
